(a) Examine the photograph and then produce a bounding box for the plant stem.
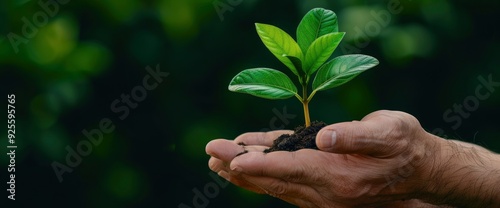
[303,100,311,127]
[302,82,311,127]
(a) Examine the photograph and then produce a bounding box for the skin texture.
[206,110,500,207]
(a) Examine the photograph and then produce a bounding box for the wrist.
[421,137,500,207]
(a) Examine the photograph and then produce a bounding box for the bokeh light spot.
[64,42,112,75]
[158,0,198,40]
[381,25,435,63]
[38,128,67,160]
[27,15,78,65]
[105,164,143,199]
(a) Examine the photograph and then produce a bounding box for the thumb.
[316,121,394,157]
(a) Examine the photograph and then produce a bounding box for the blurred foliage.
[0,0,499,207]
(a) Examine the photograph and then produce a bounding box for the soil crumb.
[264,121,326,153]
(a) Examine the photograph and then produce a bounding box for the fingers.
[240,174,321,207]
[382,199,453,208]
[209,157,268,194]
[218,167,323,207]
[234,130,293,146]
[217,170,266,194]
[220,170,322,207]
[205,139,245,161]
[206,130,293,161]
[316,121,387,155]
[230,149,327,183]
[208,157,228,173]
[208,144,270,173]
[316,117,405,157]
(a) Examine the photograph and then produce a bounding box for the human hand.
[206,110,451,207]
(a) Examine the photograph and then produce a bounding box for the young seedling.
[228,8,379,152]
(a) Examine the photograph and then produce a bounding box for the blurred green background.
[0,0,499,207]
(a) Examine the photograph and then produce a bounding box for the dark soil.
[263,121,326,153]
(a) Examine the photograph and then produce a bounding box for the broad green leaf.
[303,32,345,75]
[297,8,338,53]
[228,68,298,99]
[284,55,305,84]
[255,23,303,76]
[312,55,379,92]
[283,55,303,73]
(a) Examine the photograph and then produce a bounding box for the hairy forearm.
[423,135,500,207]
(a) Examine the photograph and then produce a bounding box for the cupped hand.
[206,110,449,208]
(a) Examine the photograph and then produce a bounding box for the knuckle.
[335,181,362,199]
[208,158,223,172]
[267,180,288,196]
[234,132,253,142]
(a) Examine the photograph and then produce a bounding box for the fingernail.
[218,171,230,181]
[319,130,337,149]
[231,166,242,173]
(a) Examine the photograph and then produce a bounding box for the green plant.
[228,8,379,127]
